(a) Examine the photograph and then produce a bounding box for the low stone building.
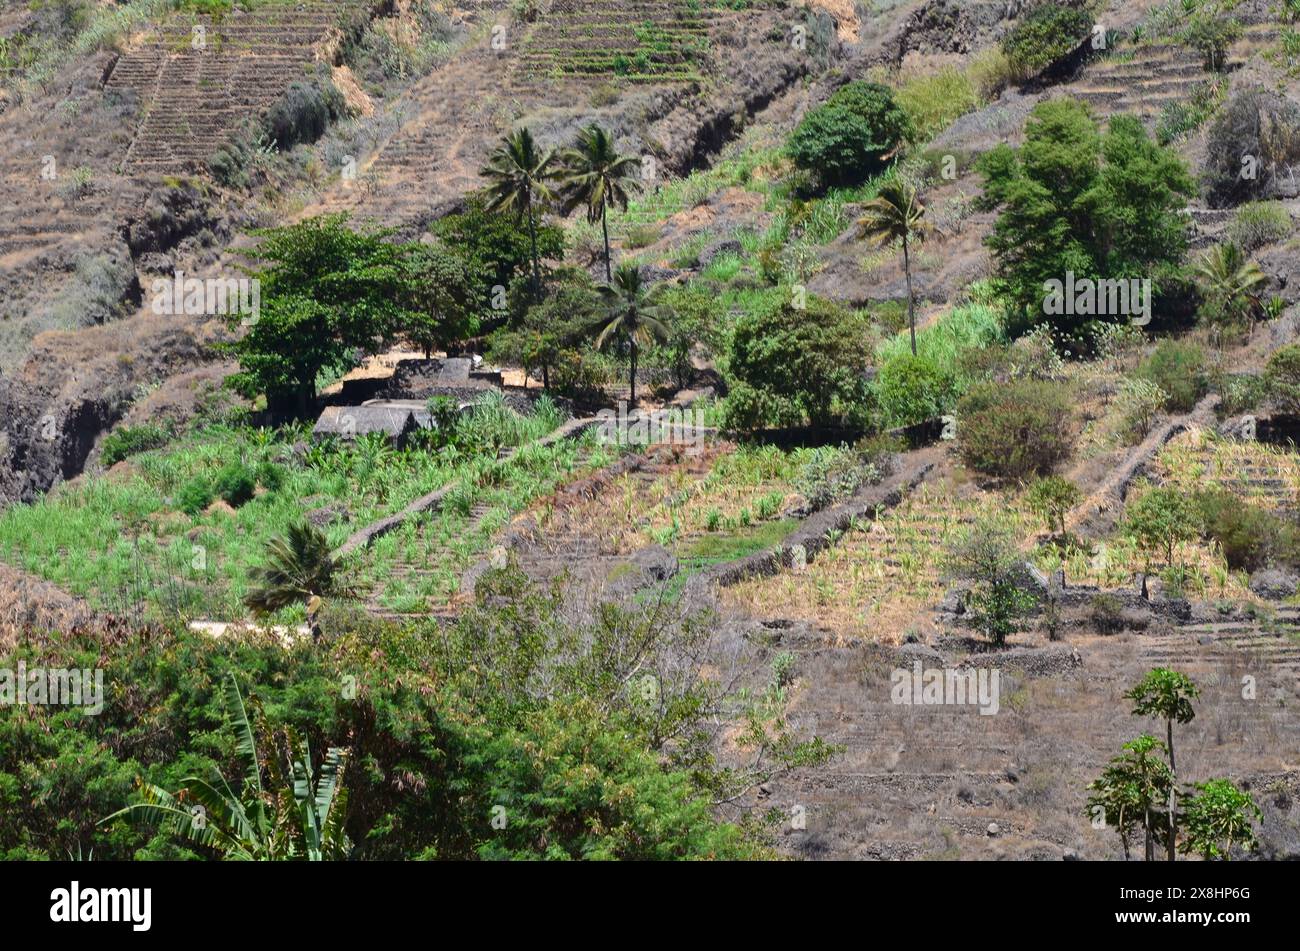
[312,405,421,447]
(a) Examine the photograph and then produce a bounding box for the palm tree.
[102,674,351,860]
[1194,241,1268,345]
[561,125,642,282]
[244,521,338,638]
[857,179,929,356]
[480,127,561,300]
[595,263,671,406]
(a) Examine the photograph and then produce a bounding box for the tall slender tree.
[561,125,642,282]
[1086,734,1174,861]
[1126,669,1199,861]
[480,128,561,300]
[857,179,929,356]
[594,263,672,406]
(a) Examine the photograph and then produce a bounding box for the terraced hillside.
[515,0,714,82]
[1155,428,1300,517]
[760,623,1298,859]
[1066,23,1281,125]
[722,482,1013,640]
[105,0,361,176]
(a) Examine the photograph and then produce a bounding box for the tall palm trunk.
[600,193,612,282]
[1166,719,1177,861]
[903,233,917,357]
[526,195,541,301]
[628,336,638,407]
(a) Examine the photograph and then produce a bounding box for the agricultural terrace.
[509,442,879,597]
[516,0,714,82]
[0,395,613,622]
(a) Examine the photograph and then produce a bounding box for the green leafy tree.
[1086,734,1174,861]
[1025,475,1082,536]
[857,180,930,356]
[102,674,351,861]
[656,283,726,390]
[401,241,476,359]
[593,263,672,406]
[943,515,1038,646]
[1179,778,1262,860]
[1000,2,1095,79]
[495,267,603,390]
[561,124,641,281]
[787,81,913,189]
[1125,668,1199,861]
[431,196,565,323]
[481,127,561,300]
[976,101,1193,348]
[725,294,873,431]
[226,216,415,415]
[1124,487,1201,568]
[1180,10,1242,72]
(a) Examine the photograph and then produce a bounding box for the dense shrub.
[1203,87,1300,207]
[725,295,873,431]
[254,460,287,492]
[1000,3,1094,80]
[1264,344,1300,414]
[1214,371,1269,417]
[1115,377,1168,443]
[874,352,956,428]
[176,476,215,517]
[0,569,822,860]
[1196,489,1274,572]
[1227,201,1292,251]
[787,81,913,189]
[213,462,257,507]
[1135,340,1208,412]
[1180,9,1242,71]
[101,423,170,467]
[264,77,346,149]
[955,379,1074,480]
[1090,594,1126,635]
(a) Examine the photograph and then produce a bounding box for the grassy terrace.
[0,401,616,622]
[517,0,714,82]
[355,433,619,613]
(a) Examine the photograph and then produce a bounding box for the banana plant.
[101,674,351,861]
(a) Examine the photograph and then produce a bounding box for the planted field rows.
[516,0,714,82]
[105,1,361,176]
